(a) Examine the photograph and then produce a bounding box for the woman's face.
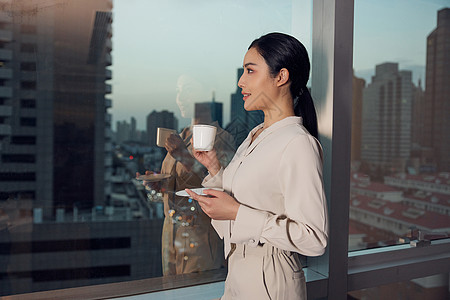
[237,47,279,112]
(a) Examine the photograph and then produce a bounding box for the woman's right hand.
[191,140,221,176]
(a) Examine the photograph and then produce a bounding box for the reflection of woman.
[187,33,328,299]
[139,75,235,275]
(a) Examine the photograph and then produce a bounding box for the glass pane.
[350,1,450,251]
[348,273,450,300]
[0,0,312,296]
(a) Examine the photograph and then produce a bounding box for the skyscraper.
[116,120,131,144]
[425,8,450,171]
[361,63,413,175]
[0,0,113,216]
[130,117,138,141]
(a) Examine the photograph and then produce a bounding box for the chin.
[244,104,257,112]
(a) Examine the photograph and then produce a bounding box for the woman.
[186,32,328,299]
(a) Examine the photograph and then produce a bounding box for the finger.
[203,189,224,197]
[185,189,210,204]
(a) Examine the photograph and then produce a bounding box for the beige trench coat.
[160,124,235,275]
[203,116,328,299]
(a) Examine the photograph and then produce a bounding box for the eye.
[247,68,254,74]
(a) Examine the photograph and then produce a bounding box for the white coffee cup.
[192,125,217,151]
[156,127,177,147]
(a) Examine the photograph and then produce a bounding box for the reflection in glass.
[348,273,449,300]
[350,4,449,252]
[139,73,236,275]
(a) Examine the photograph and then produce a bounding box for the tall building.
[130,117,138,141]
[410,80,433,171]
[361,63,413,175]
[351,71,366,163]
[194,92,223,127]
[425,8,450,171]
[116,120,131,144]
[115,117,140,144]
[411,80,426,147]
[226,68,264,145]
[0,0,113,216]
[146,110,178,147]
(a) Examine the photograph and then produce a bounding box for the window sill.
[3,267,329,300]
[348,238,450,291]
[4,269,227,300]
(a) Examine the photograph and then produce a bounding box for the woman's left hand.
[165,134,189,161]
[185,189,240,220]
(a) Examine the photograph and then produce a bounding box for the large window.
[1,1,448,299]
[348,1,449,299]
[350,1,449,253]
[0,0,313,296]
[349,1,450,250]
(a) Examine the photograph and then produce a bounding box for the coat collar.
[244,116,303,156]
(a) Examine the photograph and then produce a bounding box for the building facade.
[361,63,413,175]
[0,0,113,216]
[424,8,450,171]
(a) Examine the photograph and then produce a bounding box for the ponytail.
[249,32,319,140]
[294,87,318,140]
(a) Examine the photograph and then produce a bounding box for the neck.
[261,97,295,129]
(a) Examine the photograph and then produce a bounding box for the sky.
[110,0,448,130]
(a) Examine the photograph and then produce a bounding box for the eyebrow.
[243,62,257,68]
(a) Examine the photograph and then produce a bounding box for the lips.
[241,92,251,101]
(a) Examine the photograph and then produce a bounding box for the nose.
[238,74,245,89]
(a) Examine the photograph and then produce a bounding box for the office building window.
[348,2,449,299]
[20,117,36,127]
[20,24,36,34]
[20,99,36,108]
[20,81,36,90]
[1,0,447,299]
[351,1,449,251]
[20,43,37,53]
[0,0,315,297]
[11,136,36,145]
[20,62,36,71]
[2,154,35,163]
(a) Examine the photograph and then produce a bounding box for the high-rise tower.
[0,0,113,216]
[361,63,413,174]
[425,8,450,171]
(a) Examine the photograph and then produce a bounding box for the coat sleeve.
[201,168,228,239]
[230,134,329,256]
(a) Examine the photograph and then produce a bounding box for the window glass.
[348,273,449,300]
[350,1,450,251]
[0,0,312,296]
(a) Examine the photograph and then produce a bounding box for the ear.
[276,68,290,87]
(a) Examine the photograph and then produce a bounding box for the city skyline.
[110,0,448,130]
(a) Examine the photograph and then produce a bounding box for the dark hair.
[249,32,318,139]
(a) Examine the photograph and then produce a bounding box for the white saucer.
[176,188,223,197]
